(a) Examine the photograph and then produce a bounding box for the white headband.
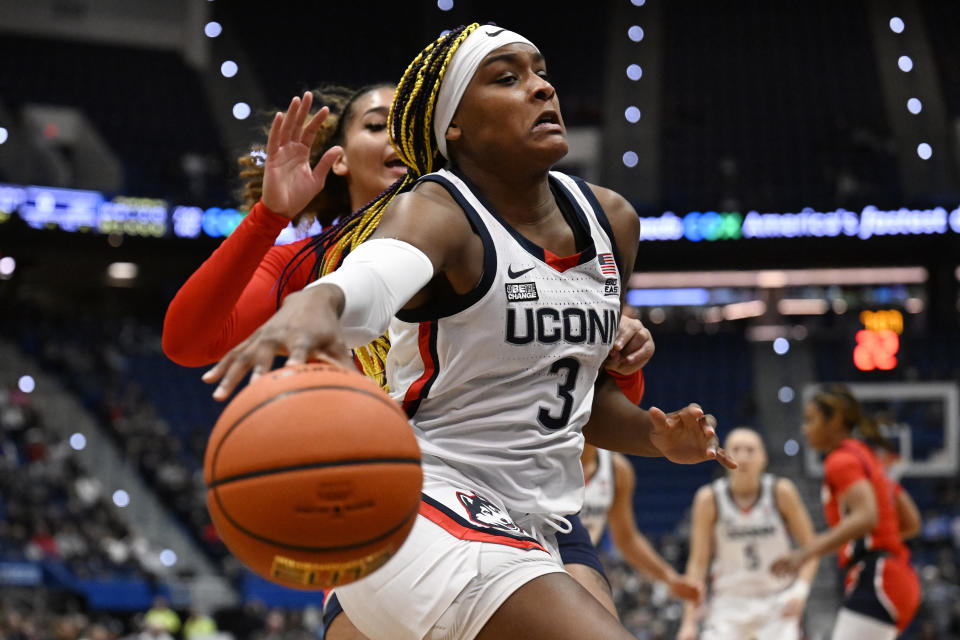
[433,25,538,158]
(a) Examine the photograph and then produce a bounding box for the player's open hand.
[604,314,654,375]
[770,549,806,577]
[202,286,354,400]
[667,573,703,604]
[261,91,344,218]
[780,594,805,618]
[649,404,737,469]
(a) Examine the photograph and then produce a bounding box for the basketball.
[204,362,422,590]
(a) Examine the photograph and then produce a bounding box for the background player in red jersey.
[772,384,921,639]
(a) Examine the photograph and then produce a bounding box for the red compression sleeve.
[162,201,317,367]
[607,369,645,405]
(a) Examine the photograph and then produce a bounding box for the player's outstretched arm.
[607,453,701,602]
[771,479,877,576]
[774,477,818,616]
[678,485,715,640]
[583,375,736,469]
[202,184,474,400]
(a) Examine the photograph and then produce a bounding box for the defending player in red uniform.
[772,384,921,639]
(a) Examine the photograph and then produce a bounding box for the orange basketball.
[204,362,421,590]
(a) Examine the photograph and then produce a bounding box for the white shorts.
[332,474,566,640]
[702,590,801,640]
[830,608,898,640]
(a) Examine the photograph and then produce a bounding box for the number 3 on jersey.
[538,357,580,430]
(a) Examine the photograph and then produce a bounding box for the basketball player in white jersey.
[206,23,736,640]
[574,443,701,606]
[678,428,817,640]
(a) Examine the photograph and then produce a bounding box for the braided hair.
[279,23,481,388]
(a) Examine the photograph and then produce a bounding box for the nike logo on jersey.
[507,265,535,278]
[485,28,505,37]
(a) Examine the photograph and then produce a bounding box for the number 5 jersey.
[386,168,623,518]
[709,474,795,598]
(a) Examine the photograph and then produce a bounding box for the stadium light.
[773,337,790,355]
[18,375,35,393]
[0,256,15,277]
[777,299,829,315]
[784,439,800,456]
[204,21,222,38]
[233,102,251,120]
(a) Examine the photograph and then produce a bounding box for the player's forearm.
[797,555,818,587]
[614,529,673,582]
[680,601,699,628]
[803,510,876,561]
[583,374,660,456]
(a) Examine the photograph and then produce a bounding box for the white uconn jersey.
[710,475,794,598]
[386,168,622,517]
[580,449,615,545]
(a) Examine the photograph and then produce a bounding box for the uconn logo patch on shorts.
[418,487,547,552]
[457,492,523,534]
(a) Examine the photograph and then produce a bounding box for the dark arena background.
[1,1,959,638]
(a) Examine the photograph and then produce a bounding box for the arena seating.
[0,35,225,203]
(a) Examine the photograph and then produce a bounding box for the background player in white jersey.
[678,428,817,640]
[576,443,701,607]
[205,22,735,640]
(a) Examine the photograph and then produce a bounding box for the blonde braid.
[304,25,479,389]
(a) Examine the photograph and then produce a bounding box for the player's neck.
[456,160,554,225]
[728,475,761,506]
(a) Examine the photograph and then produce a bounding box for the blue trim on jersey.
[395,173,498,322]
[402,320,440,419]
[320,593,343,638]
[556,513,610,586]
[570,176,623,278]
[420,494,544,546]
[450,168,598,268]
